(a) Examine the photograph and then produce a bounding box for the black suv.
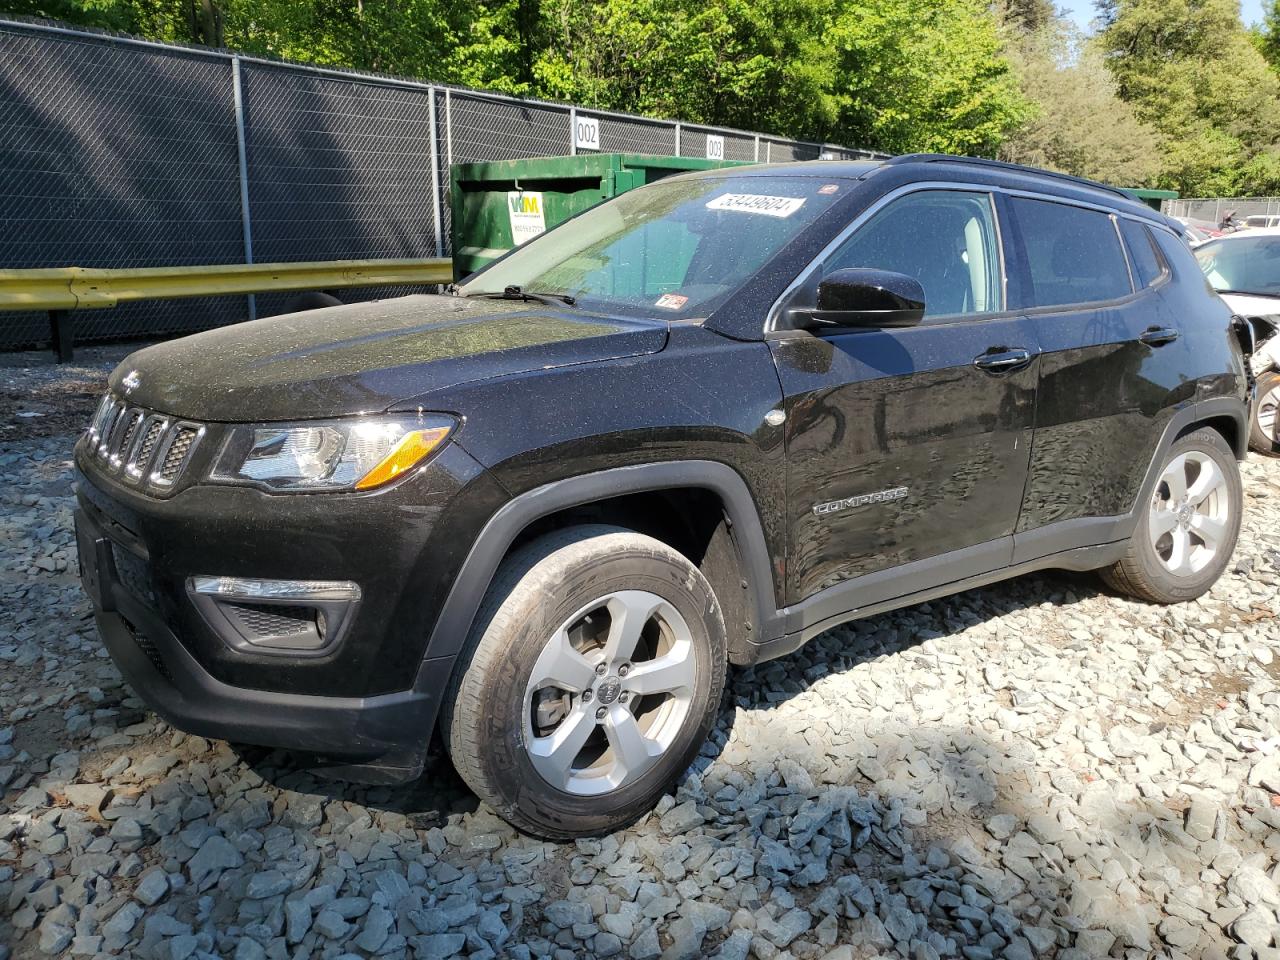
[74,155,1249,837]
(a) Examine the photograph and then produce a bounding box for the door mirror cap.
[797,268,926,330]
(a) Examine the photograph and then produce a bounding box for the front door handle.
[973,347,1034,373]
[1139,326,1180,346]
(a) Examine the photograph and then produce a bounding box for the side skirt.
[738,537,1127,666]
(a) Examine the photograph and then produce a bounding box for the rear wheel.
[1101,428,1241,603]
[442,525,726,838]
[1249,370,1280,455]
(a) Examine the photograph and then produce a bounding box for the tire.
[1100,428,1242,604]
[442,525,727,839]
[1249,370,1280,456]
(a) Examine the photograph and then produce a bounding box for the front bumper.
[76,499,452,779]
[72,435,510,779]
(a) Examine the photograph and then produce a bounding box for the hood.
[109,295,667,422]
[1217,290,1280,320]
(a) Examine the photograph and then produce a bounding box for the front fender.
[416,461,785,666]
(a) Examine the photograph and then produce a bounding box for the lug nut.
[596,707,608,721]
[582,690,593,702]
[618,663,631,677]
[595,662,607,676]
[618,692,629,704]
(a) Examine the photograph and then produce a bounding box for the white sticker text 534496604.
[705,193,806,218]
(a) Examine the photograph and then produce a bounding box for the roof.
[677,152,1169,224]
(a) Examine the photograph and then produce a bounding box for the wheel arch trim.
[418,461,782,665]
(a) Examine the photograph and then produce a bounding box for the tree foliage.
[1099,0,1280,194]
[999,20,1164,185]
[1261,0,1280,66]
[10,0,1280,194]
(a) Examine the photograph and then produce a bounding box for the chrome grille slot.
[96,401,124,457]
[84,394,204,495]
[111,410,144,470]
[126,416,168,478]
[155,427,199,485]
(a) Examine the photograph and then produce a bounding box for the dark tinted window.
[1012,198,1132,308]
[1119,219,1165,288]
[824,190,1002,317]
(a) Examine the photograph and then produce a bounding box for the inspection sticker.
[705,193,806,218]
[654,293,689,310]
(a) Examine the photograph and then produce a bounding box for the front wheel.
[1100,428,1242,603]
[1249,370,1280,455]
[442,525,727,838]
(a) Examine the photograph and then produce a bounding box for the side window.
[823,190,1003,318]
[1119,219,1167,289]
[1011,197,1132,307]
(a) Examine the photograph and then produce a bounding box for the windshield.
[1196,235,1280,296]
[457,175,848,317]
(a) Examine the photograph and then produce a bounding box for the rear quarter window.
[1011,197,1133,308]
[1119,219,1167,288]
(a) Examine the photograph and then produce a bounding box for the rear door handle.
[1139,326,1179,346]
[973,347,1034,373]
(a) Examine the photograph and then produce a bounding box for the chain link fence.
[0,17,882,350]
[1165,197,1280,225]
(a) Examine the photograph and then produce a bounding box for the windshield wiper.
[465,285,577,307]
[1216,288,1280,299]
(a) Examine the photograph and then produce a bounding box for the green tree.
[827,0,1030,155]
[1000,21,1163,184]
[533,0,841,140]
[1255,0,1280,68]
[1100,0,1280,193]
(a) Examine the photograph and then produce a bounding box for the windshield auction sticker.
[654,293,689,310]
[507,191,547,245]
[705,193,806,217]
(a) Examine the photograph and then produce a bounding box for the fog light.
[188,577,361,655]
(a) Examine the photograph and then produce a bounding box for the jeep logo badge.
[596,676,622,705]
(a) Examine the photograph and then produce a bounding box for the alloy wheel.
[1149,450,1231,576]
[1256,386,1279,443]
[520,590,696,796]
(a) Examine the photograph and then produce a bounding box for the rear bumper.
[76,501,451,781]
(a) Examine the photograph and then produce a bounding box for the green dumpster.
[449,153,749,280]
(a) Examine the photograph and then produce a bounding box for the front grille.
[84,395,203,494]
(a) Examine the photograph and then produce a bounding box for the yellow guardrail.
[0,258,454,312]
[0,257,455,360]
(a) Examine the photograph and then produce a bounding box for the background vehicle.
[75,155,1249,838]
[1195,228,1280,453]
[1173,216,1224,246]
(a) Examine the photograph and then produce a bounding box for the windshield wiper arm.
[1217,288,1280,299]
[466,285,577,307]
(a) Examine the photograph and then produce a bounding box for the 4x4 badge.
[813,486,908,517]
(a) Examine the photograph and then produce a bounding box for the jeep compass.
[75,155,1250,837]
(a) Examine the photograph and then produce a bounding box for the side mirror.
[797,268,926,330]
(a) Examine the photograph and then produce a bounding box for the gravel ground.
[2,348,1279,960]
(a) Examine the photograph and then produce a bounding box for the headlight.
[209,415,456,492]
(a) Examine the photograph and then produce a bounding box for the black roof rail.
[884,153,1134,202]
